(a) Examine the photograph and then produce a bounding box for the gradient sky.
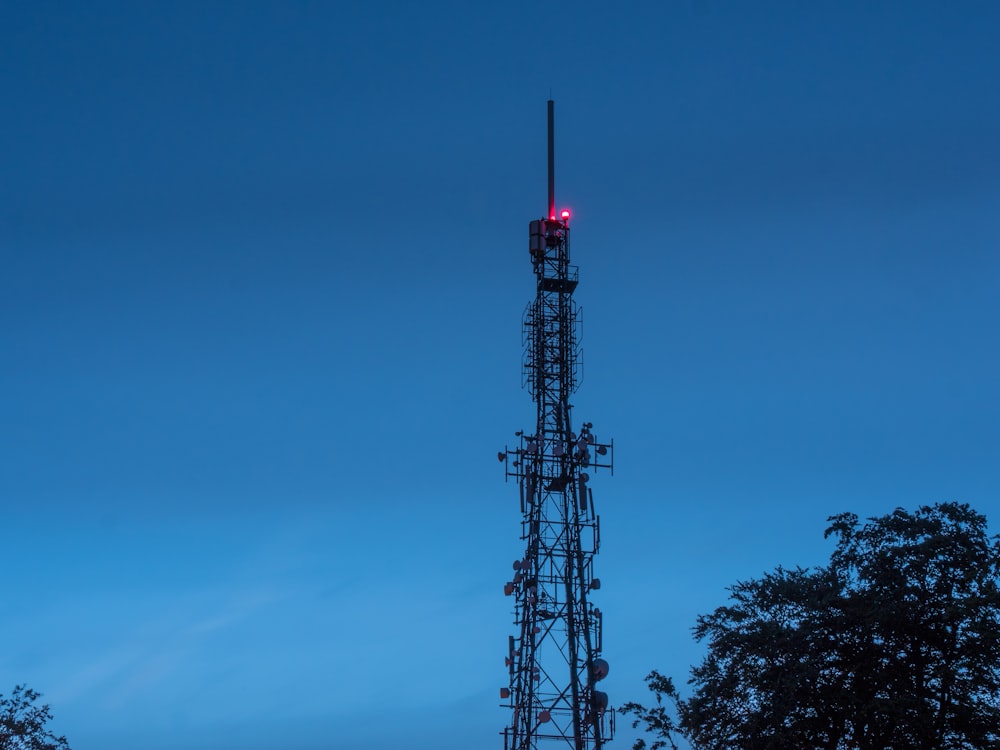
[2,2,998,749]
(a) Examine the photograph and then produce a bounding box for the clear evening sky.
[2,2,998,749]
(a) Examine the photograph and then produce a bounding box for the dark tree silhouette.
[623,502,1000,750]
[621,670,683,750]
[0,685,70,750]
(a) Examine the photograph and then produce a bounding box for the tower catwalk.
[499,100,615,750]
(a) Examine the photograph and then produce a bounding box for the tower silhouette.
[499,100,615,750]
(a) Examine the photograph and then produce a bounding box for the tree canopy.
[623,502,1000,750]
[0,685,70,750]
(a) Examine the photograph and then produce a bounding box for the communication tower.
[498,100,615,750]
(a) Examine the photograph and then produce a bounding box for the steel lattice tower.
[499,100,615,750]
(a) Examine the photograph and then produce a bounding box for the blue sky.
[2,2,998,749]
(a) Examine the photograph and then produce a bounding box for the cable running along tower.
[499,101,614,750]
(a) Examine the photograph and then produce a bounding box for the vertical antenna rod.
[547,99,555,220]
[499,101,616,750]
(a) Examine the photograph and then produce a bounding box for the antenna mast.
[548,99,555,220]
[499,100,615,750]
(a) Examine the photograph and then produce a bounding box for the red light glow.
[561,210,571,220]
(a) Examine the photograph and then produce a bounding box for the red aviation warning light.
[561,209,570,222]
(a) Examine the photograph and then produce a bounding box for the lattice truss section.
[499,216,615,750]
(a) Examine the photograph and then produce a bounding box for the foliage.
[624,502,1000,750]
[0,685,70,750]
[620,671,682,750]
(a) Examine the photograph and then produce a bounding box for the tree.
[623,502,1000,750]
[621,671,683,750]
[0,685,70,750]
